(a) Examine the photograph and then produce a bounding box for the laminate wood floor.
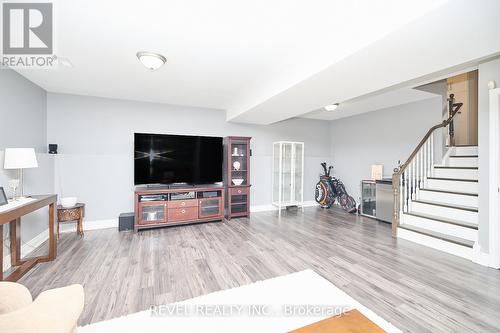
[19,207,500,332]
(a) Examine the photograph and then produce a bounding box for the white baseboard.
[250,201,319,213]
[250,204,276,212]
[3,229,49,272]
[2,219,118,272]
[472,243,500,269]
[59,218,118,233]
[301,201,320,208]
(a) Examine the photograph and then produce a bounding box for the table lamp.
[3,148,38,198]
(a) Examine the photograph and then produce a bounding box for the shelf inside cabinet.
[201,205,220,209]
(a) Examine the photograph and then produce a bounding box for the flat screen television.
[134,133,223,185]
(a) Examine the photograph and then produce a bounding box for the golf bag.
[315,163,357,213]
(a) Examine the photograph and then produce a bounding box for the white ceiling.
[301,87,439,121]
[227,0,500,124]
[14,0,450,117]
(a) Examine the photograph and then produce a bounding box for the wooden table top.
[289,310,385,333]
[0,194,57,225]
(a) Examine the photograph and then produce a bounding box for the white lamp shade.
[4,148,38,169]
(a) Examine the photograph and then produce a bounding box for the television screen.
[134,133,223,185]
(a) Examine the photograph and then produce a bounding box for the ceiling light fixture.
[324,103,339,111]
[136,51,167,71]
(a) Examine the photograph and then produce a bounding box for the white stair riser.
[411,202,478,224]
[433,168,478,180]
[452,146,478,156]
[397,227,473,260]
[427,179,478,193]
[402,214,477,241]
[447,157,478,167]
[418,190,478,208]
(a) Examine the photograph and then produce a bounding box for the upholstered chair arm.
[0,282,33,314]
[0,284,84,333]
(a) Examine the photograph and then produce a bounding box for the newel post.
[391,170,400,238]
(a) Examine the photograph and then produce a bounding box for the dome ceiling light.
[136,51,167,71]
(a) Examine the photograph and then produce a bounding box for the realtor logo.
[2,2,53,54]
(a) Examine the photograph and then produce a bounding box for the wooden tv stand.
[134,185,225,231]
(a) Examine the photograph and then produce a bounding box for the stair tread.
[446,145,478,147]
[404,211,478,229]
[427,177,478,183]
[449,155,478,158]
[434,166,478,170]
[419,188,478,196]
[412,199,478,212]
[399,224,475,248]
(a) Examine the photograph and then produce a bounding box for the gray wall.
[415,79,448,159]
[0,69,47,152]
[478,56,500,254]
[1,69,52,263]
[47,93,332,221]
[329,97,442,202]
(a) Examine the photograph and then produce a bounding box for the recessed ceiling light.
[324,103,339,111]
[136,51,166,71]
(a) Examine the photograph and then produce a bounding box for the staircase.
[397,145,478,260]
[392,94,480,260]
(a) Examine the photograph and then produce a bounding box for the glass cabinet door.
[199,198,222,218]
[293,143,303,203]
[281,143,292,203]
[361,181,376,217]
[231,195,248,213]
[273,143,280,203]
[272,142,304,207]
[139,202,166,224]
[230,141,248,186]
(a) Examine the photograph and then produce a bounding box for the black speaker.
[119,212,135,231]
[48,144,58,154]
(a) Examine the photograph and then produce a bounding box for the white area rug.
[79,270,402,333]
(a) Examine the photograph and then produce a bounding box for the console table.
[134,186,224,231]
[0,194,57,281]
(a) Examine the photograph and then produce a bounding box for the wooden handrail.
[391,94,463,237]
[394,95,462,178]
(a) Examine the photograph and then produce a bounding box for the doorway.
[447,71,478,146]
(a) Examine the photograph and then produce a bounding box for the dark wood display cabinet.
[134,186,224,231]
[223,136,251,220]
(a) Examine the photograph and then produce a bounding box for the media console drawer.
[168,207,198,222]
[230,187,249,196]
[168,199,198,209]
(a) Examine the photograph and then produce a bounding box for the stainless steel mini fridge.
[375,179,393,223]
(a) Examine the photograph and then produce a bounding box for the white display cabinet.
[272,141,304,216]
